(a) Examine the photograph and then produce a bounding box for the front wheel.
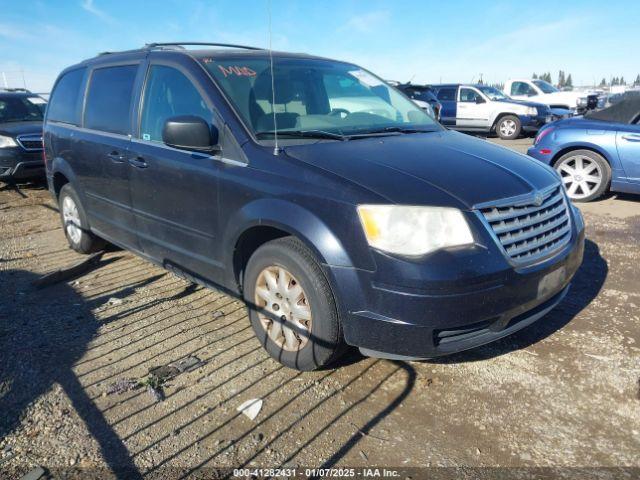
[496,115,522,140]
[243,237,345,371]
[554,150,611,202]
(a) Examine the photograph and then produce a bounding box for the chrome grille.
[480,186,571,264]
[16,134,43,151]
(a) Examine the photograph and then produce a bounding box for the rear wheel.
[244,237,345,371]
[496,115,522,140]
[58,184,106,253]
[554,150,611,202]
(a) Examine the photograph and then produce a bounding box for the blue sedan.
[527,97,640,201]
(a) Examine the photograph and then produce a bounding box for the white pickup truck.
[430,83,556,140]
[505,79,598,113]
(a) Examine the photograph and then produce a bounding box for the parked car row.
[396,81,578,140]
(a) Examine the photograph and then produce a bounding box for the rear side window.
[84,65,138,135]
[140,65,212,142]
[47,68,85,125]
[436,88,456,102]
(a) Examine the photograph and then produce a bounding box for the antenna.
[267,0,279,155]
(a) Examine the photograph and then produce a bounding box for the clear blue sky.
[0,0,637,92]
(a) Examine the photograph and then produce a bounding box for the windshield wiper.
[256,129,347,141]
[348,126,436,138]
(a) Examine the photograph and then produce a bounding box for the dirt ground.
[0,138,639,478]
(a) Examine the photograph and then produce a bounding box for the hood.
[498,98,548,110]
[283,130,559,209]
[544,91,590,104]
[0,121,43,137]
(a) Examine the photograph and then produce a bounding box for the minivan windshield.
[532,80,559,94]
[199,56,440,139]
[477,86,508,101]
[0,95,46,123]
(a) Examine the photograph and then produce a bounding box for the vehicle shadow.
[0,266,145,479]
[0,260,414,476]
[429,238,607,363]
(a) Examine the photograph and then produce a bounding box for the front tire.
[244,237,345,371]
[58,184,106,254]
[496,115,522,140]
[554,150,611,202]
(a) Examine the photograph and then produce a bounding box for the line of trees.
[533,71,640,88]
[532,71,572,88]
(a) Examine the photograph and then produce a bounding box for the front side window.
[84,65,138,134]
[47,68,85,124]
[0,96,45,123]
[140,65,212,142]
[532,80,558,94]
[199,56,439,139]
[511,81,535,96]
[459,88,481,103]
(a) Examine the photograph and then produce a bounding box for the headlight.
[0,135,18,148]
[525,107,537,116]
[576,97,588,107]
[357,205,474,256]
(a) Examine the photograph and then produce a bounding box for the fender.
[49,156,79,197]
[552,135,623,172]
[222,198,373,289]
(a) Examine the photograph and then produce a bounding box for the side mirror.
[162,115,219,153]
[475,96,485,104]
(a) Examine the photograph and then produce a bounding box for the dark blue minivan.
[44,43,585,370]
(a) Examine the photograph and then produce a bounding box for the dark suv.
[44,43,585,371]
[0,89,46,182]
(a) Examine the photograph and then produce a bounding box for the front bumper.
[0,148,44,181]
[520,114,553,133]
[526,145,554,165]
[332,207,585,359]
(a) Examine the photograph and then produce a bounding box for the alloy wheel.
[62,196,82,244]
[499,119,517,137]
[556,155,603,199]
[254,266,312,352]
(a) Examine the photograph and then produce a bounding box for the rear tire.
[496,115,522,140]
[554,149,611,202]
[243,237,345,371]
[58,184,106,254]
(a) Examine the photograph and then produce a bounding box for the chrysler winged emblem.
[533,193,543,206]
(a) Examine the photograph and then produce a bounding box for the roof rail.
[98,42,264,57]
[145,42,264,51]
[0,87,32,93]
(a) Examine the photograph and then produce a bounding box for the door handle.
[621,134,640,142]
[128,156,148,168]
[107,151,125,162]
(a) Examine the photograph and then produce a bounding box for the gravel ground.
[0,137,639,478]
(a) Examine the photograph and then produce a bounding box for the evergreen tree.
[599,78,607,87]
[558,70,565,88]
[635,74,640,86]
[620,76,625,85]
[565,74,573,88]
[532,73,538,79]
